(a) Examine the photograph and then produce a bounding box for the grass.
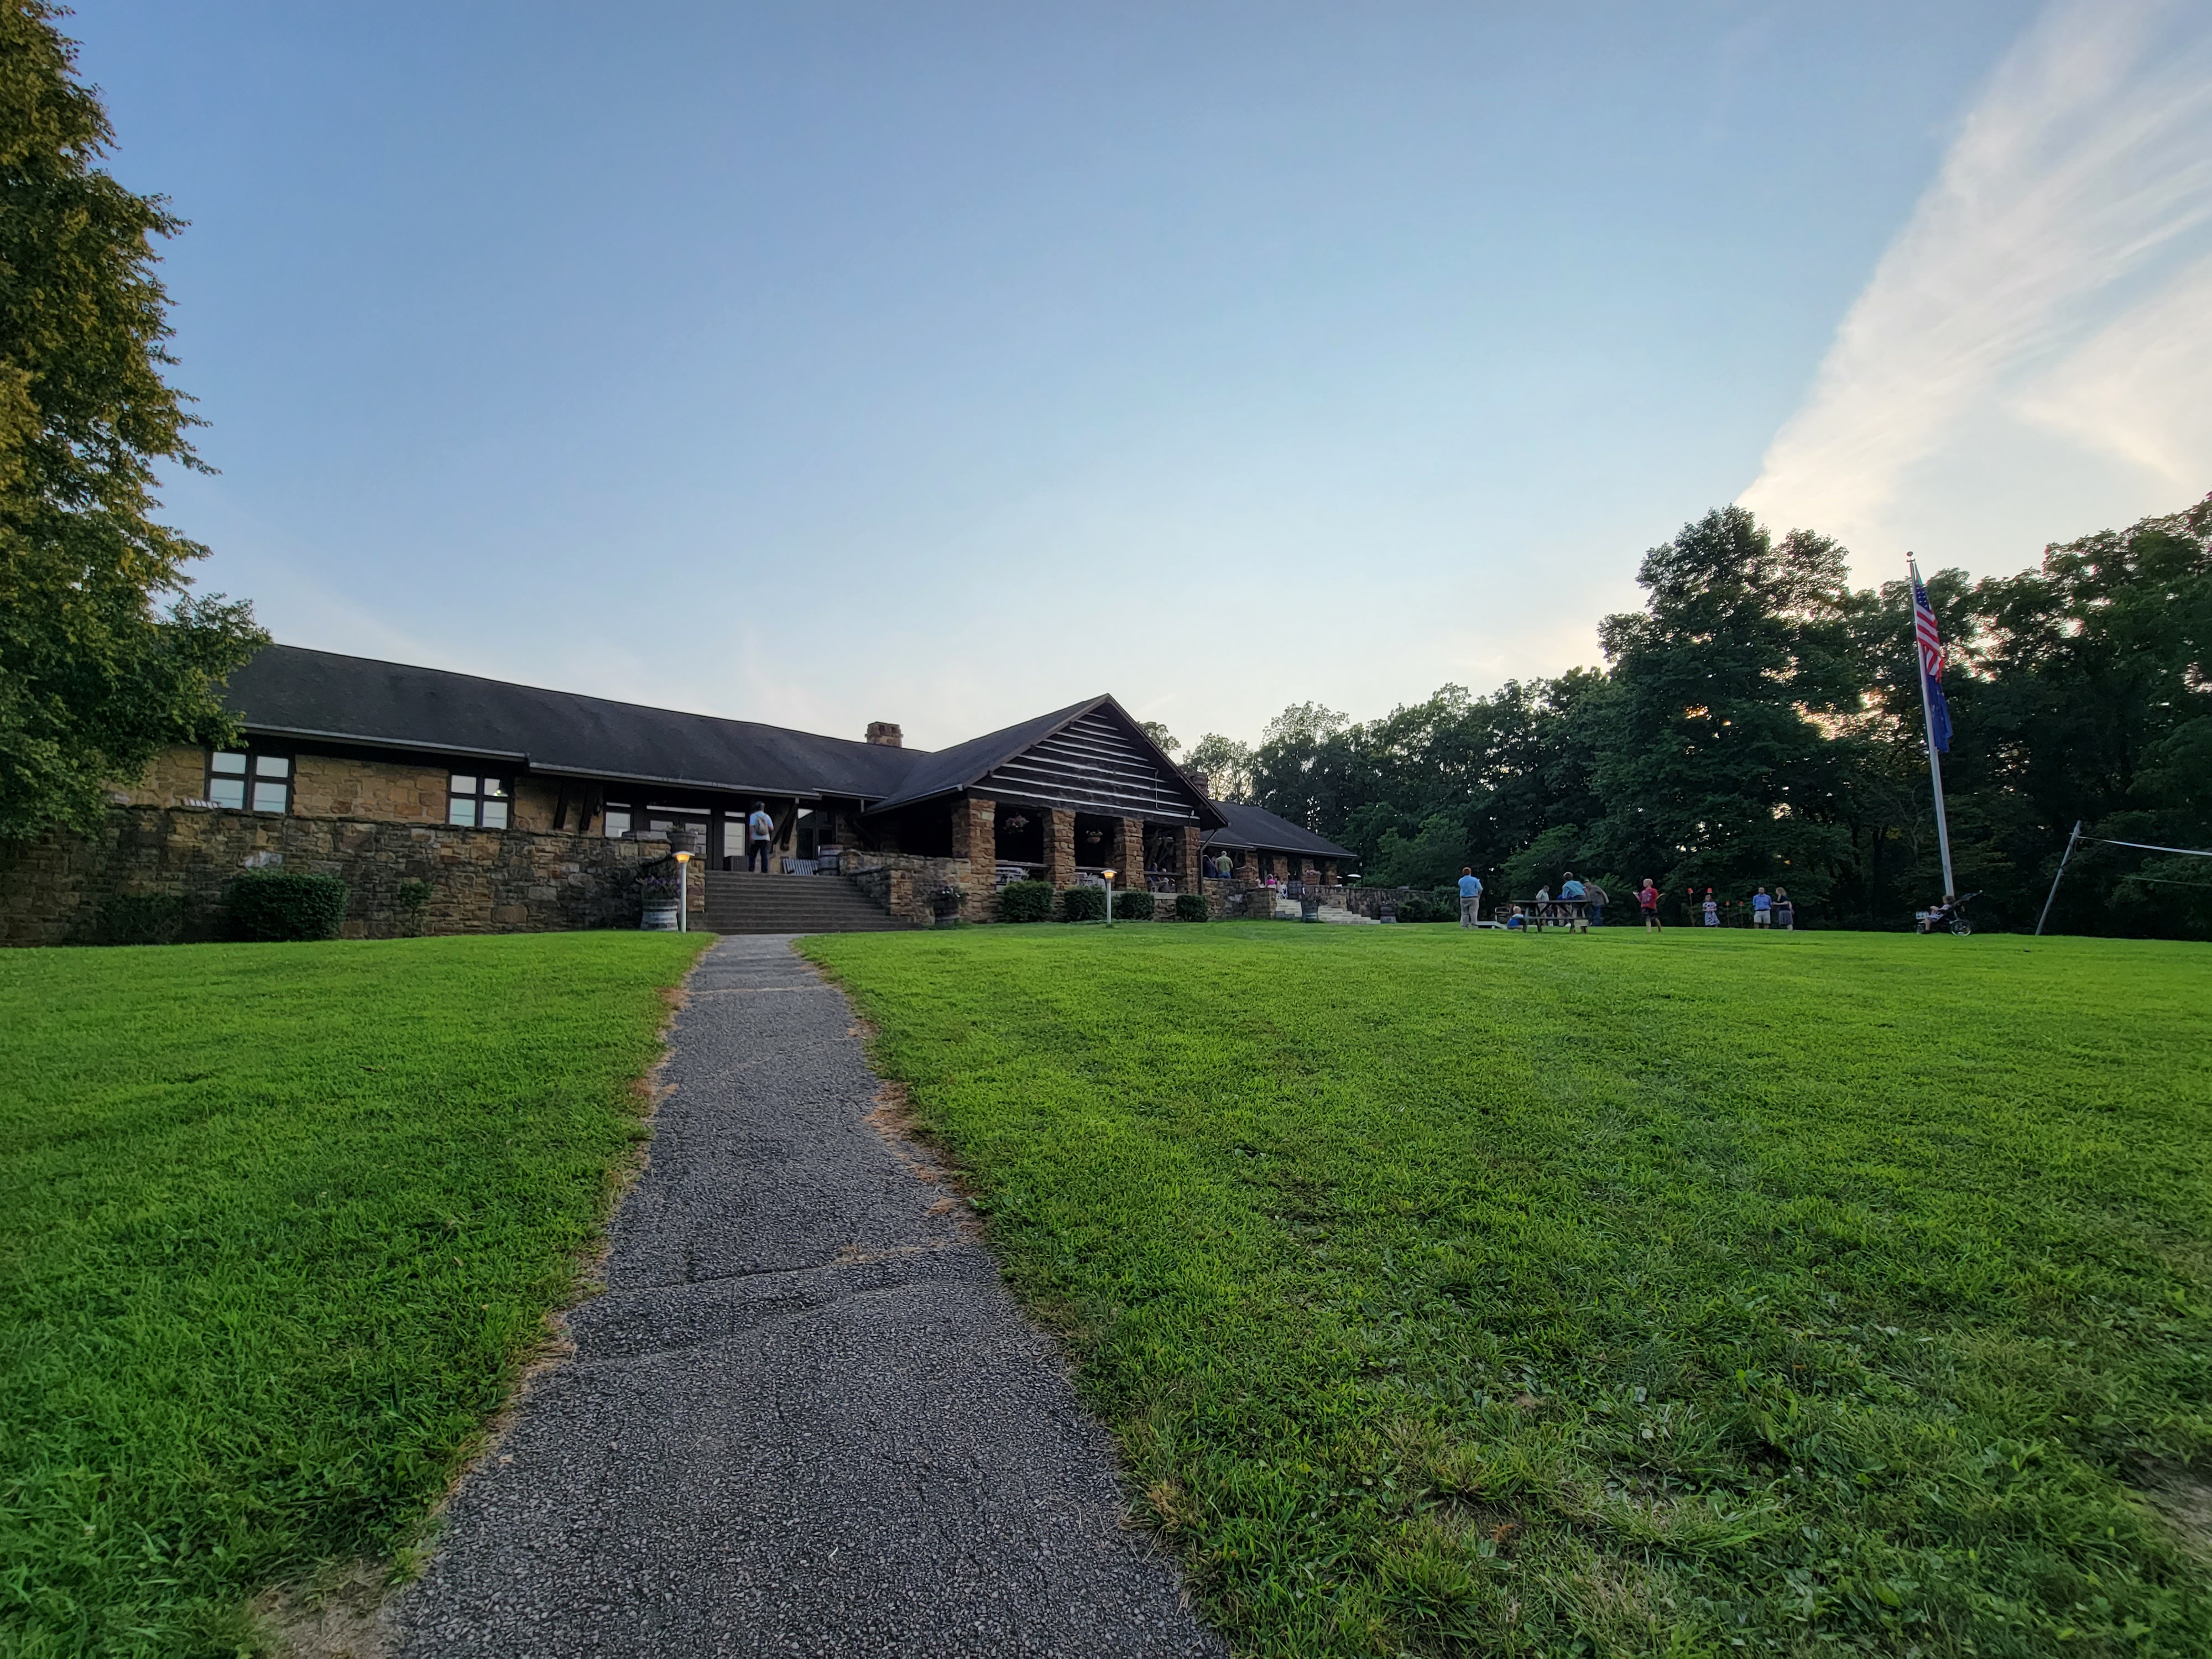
[0,931,708,1658]
[802,924,2212,1658]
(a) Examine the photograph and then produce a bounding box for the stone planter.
[641,902,680,931]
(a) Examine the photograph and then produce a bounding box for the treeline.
[1178,494,2212,937]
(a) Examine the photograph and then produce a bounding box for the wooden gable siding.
[976,710,1197,822]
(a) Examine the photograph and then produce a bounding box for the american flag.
[1909,559,1952,754]
[1911,571,1945,682]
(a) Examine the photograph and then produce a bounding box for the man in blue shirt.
[1458,867,1483,927]
[1752,886,1773,928]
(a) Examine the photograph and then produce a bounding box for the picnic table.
[1502,897,1590,931]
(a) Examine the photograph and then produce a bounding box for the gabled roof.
[1203,801,1358,861]
[863,694,1226,830]
[860,696,1100,815]
[224,645,926,800]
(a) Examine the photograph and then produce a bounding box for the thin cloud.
[1738,0,2212,556]
[2014,248,2212,483]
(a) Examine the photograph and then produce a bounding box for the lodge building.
[8,645,1357,940]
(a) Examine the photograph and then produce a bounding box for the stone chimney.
[1187,770,1212,800]
[865,721,903,748]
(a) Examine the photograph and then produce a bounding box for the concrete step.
[701,872,916,935]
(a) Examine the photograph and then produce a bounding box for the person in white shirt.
[747,801,775,873]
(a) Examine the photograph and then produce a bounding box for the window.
[208,750,290,813]
[603,802,633,838]
[447,773,510,828]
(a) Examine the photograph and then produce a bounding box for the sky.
[64,0,2212,752]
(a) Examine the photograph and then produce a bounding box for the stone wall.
[1333,883,1459,920]
[116,743,566,831]
[841,852,972,925]
[0,806,684,946]
[290,753,452,823]
[118,743,214,808]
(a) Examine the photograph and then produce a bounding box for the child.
[1639,879,1661,930]
[1702,888,1719,927]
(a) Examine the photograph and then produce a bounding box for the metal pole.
[1908,556,1957,900]
[677,854,688,931]
[2035,821,2082,937]
[1104,875,1113,926]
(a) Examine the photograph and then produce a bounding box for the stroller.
[1917,891,1980,936]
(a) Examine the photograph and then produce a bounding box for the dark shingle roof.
[863,694,1225,830]
[862,696,1103,815]
[1203,802,1357,861]
[225,645,926,799]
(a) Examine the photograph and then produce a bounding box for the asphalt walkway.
[389,934,1218,1659]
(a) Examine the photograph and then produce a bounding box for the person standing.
[1775,888,1794,931]
[1458,866,1483,927]
[1751,887,1772,928]
[1639,879,1661,930]
[1702,888,1720,927]
[1583,878,1608,927]
[747,800,775,873]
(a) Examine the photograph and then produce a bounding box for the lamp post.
[674,849,691,931]
[1101,868,1115,925]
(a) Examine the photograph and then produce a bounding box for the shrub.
[1061,886,1107,922]
[395,879,435,935]
[1396,893,1456,924]
[998,880,1056,923]
[1114,889,1155,921]
[1175,892,1210,922]
[225,872,349,942]
[82,893,185,946]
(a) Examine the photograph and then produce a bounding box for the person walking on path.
[1752,887,1772,928]
[1639,879,1661,930]
[1583,878,1608,927]
[1458,867,1483,927]
[746,801,776,873]
[1776,888,1794,931]
[1702,888,1720,927]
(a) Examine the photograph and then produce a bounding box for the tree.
[1183,732,1254,802]
[0,2,263,841]
[1589,508,1857,902]
[1137,719,1180,757]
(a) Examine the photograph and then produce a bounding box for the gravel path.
[388,935,1218,1659]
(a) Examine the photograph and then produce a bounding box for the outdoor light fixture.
[1101,868,1116,925]
[674,849,692,932]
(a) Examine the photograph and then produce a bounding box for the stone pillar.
[1300,857,1320,885]
[954,795,997,921]
[1234,849,1258,880]
[1178,825,1203,893]
[1321,858,1338,888]
[1046,808,1076,888]
[1116,817,1146,888]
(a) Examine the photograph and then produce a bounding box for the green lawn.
[0,932,708,1658]
[804,924,2212,1658]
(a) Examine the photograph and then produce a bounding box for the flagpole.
[1907,555,1957,901]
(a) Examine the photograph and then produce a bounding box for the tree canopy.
[0,1,263,841]
[1245,492,2212,937]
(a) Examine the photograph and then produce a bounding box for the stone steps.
[701,872,916,935]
